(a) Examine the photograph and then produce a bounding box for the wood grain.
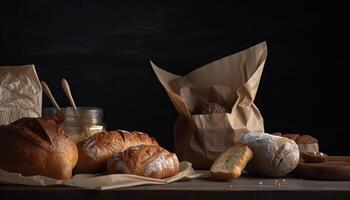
[1,177,350,200]
[294,156,350,181]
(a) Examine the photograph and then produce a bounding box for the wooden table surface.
[1,176,350,200]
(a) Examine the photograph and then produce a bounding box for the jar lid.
[43,107,103,117]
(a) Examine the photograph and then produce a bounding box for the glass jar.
[62,107,105,143]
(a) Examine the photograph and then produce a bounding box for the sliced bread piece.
[210,144,253,180]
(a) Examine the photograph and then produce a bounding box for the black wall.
[1,1,349,155]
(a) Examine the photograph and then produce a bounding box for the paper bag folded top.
[0,65,42,125]
[151,42,267,169]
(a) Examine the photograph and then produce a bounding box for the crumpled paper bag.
[151,42,267,169]
[0,65,42,125]
[0,162,207,190]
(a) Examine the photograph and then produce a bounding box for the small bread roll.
[107,145,179,179]
[240,132,299,177]
[295,135,318,143]
[210,144,253,180]
[295,135,319,153]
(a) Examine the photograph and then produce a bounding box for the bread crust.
[301,152,327,163]
[106,145,179,179]
[75,130,158,173]
[0,118,78,180]
[210,144,253,180]
[295,135,318,144]
[282,134,300,141]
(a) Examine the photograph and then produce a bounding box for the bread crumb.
[274,179,281,187]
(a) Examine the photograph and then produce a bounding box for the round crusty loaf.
[240,132,299,177]
[75,130,158,174]
[106,145,179,179]
[0,118,78,180]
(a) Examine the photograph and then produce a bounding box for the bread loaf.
[240,132,299,177]
[106,145,179,178]
[192,101,227,115]
[210,144,253,180]
[295,135,319,153]
[0,118,78,180]
[75,130,158,173]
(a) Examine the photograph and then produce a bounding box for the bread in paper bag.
[151,42,267,169]
[240,132,299,177]
[0,65,42,125]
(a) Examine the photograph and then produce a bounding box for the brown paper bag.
[0,65,42,125]
[151,42,267,169]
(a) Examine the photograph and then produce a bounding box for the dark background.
[0,1,349,155]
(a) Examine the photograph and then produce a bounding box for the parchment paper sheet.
[0,162,208,190]
[0,65,42,125]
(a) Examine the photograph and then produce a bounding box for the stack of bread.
[279,133,327,163]
[0,116,179,180]
[76,130,179,178]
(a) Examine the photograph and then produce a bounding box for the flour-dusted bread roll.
[75,130,158,173]
[240,132,299,177]
[0,118,78,180]
[210,144,253,180]
[107,145,179,179]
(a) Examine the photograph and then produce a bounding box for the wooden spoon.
[41,81,61,112]
[61,78,77,110]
